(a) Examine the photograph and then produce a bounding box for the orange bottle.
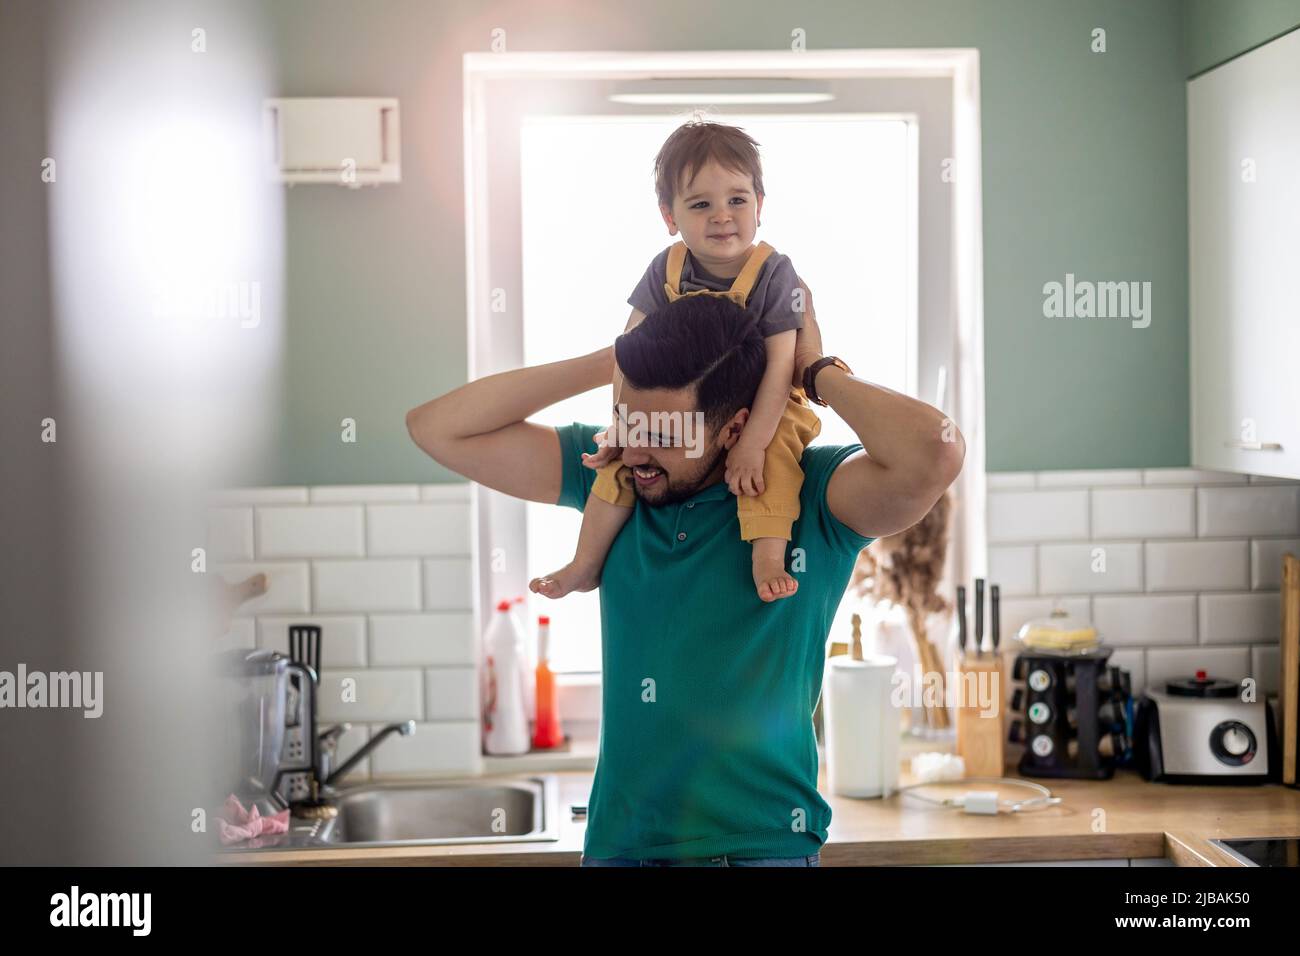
[531,615,564,749]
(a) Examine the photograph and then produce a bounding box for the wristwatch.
[802,355,852,407]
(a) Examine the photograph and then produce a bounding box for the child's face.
[660,160,763,272]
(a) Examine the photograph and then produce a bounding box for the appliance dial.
[1209,720,1256,766]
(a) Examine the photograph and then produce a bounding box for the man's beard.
[633,444,727,507]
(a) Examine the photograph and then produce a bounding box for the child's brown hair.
[653,118,764,210]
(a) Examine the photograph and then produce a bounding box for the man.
[406,291,964,866]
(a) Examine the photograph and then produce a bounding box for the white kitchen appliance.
[1134,671,1278,783]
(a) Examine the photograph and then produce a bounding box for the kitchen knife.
[956,585,968,655]
[990,584,1001,653]
[974,578,985,656]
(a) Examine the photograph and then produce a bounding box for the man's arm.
[793,282,965,539]
[405,346,615,504]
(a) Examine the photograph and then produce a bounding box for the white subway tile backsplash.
[1142,469,1246,486]
[425,668,479,720]
[988,546,1036,596]
[329,725,371,782]
[989,469,1284,703]
[314,559,422,612]
[256,615,367,667]
[423,557,475,610]
[1250,538,1300,590]
[1198,593,1281,645]
[1035,469,1142,488]
[1252,646,1280,698]
[211,482,485,782]
[1248,474,1298,485]
[1091,488,1194,539]
[421,483,472,502]
[317,668,423,723]
[1092,594,1196,646]
[214,617,256,653]
[1107,649,1146,696]
[367,503,471,556]
[207,507,254,561]
[370,613,476,667]
[215,562,310,615]
[208,486,309,505]
[1145,540,1248,591]
[309,484,420,503]
[1197,485,1300,538]
[369,721,480,776]
[1146,646,1251,689]
[1039,543,1142,594]
[986,472,1035,490]
[257,505,365,558]
[988,490,1088,543]
[995,596,1090,645]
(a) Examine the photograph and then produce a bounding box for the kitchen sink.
[309,774,560,848]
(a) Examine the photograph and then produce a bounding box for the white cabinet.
[1188,28,1300,480]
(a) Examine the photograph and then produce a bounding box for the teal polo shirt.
[555,422,875,861]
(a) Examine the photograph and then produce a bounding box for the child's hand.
[725,442,766,496]
[582,425,622,469]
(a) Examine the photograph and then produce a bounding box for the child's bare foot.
[752,538,798,602]
[529,560,602,600]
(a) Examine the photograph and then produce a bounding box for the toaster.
[1134,671,1278,783]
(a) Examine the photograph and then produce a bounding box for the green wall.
[258,0,1200,483]
[1185,0,1300,76]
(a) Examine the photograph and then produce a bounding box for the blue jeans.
[581,852,820,867]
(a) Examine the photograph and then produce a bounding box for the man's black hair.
[614,295,768,432]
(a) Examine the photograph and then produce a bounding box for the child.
[529,119,821,603]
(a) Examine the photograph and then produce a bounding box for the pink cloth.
[217,794,291,846]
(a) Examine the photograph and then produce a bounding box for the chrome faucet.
[321,719,416,788]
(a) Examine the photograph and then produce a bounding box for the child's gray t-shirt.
[627,244,805,338]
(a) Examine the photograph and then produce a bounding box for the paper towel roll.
[824,654,900,798]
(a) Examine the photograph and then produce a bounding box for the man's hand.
[792,280,824,389]
[725,440,767,497]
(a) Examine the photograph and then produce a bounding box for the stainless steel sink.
[312,774,560,848]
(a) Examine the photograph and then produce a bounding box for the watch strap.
[804,355,850,406]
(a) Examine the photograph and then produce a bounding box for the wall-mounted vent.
[263,97,400,187]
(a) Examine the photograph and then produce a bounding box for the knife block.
[955,651,1006,777]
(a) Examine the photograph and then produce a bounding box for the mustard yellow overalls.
[591,240,822,542]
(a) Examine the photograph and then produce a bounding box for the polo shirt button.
[686,502,695,509]
[677,532,687,541]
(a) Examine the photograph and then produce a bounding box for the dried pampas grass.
[850,491,954,728]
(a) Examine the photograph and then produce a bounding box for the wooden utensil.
[1280,553,1299,787]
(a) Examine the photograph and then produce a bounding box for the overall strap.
[664,241,689,296]
[728,241,775,303]
[661,239,775,307]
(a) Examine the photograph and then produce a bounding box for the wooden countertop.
[221,761,1300,867]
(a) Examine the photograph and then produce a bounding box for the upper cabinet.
[1188,28,1300,480]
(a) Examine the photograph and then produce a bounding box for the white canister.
[823,654,900,798]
